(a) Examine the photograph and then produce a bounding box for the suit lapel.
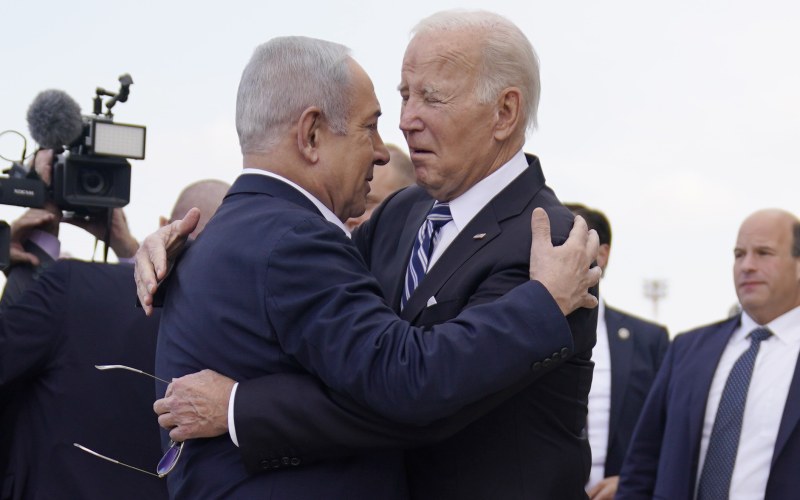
[401,211,502,320]
[401,156,546,322]
[686,317,740,480]
[772,349,800,465]
[606,307,634,445]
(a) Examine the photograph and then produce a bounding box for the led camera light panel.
[93,122,146,159]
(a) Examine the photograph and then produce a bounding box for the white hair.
[236,36,353,153]
[412,10,541,132]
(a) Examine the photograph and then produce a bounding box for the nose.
[373,131,389,166]
[399,98,422,134]
[740,252,757,271]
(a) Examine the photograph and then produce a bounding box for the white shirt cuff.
[228,382,239,447]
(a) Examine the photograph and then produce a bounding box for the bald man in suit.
[618,209,800,499]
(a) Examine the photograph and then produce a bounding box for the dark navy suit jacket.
[232,156,598,499]
[602,306,669,477]
[0,261,167,500]
[155,173,575,499]
[617,315,800,499]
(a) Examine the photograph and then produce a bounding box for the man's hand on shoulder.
[134,207,200,315]
[529,207,601,315]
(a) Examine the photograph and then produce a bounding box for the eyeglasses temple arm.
[94,364,170,384]
[74,443,162,478]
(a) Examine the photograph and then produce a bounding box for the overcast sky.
[1,0,798,335]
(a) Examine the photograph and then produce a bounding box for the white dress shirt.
[228,169,350,446]
[586,299,611,489]
[427,149,528,269]
[695,305,800,499]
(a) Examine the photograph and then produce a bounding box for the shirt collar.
[739,305,800,346]
[240,168,350,237]
[446,149,528,232]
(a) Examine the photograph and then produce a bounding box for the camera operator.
[1,149,139,310]
[0,166,229,499]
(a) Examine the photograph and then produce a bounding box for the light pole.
[643,279,668,320]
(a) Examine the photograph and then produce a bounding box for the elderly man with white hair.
[135,24,600,499]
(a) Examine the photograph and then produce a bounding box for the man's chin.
[738,295,765,313]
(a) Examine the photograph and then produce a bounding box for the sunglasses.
[73,364,184,478]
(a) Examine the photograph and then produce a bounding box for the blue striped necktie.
[401,202,452,310]
[697,326,772,500]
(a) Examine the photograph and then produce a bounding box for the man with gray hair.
[139,11,599,499]
[144,34,598,498]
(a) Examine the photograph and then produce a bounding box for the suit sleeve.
[236,373,496,471]
[263,217,574,425]
[0,261,67,401]
[616,339,676,499]
[0,239,56,313]
[234,220,595,471]
[236,354,570,471]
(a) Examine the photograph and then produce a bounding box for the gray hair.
[236,36,353,153]
[412,10,541,132]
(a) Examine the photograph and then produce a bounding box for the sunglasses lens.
[157,441,183,476]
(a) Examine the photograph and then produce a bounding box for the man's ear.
[597,244,611,275]
[493,87,522,142]
[297,107,324,163]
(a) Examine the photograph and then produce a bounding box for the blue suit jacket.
[0,261,167,500]
[602,306,669,476]
[231,156,598,500]
[155,173,574,499]
[617,315,800,499]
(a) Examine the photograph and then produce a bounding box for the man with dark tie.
[139,33,599,499]
[617,208,800,499]
[139,10,599,499]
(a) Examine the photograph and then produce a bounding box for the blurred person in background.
[345,143,415,231]
[565,203,669,500]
